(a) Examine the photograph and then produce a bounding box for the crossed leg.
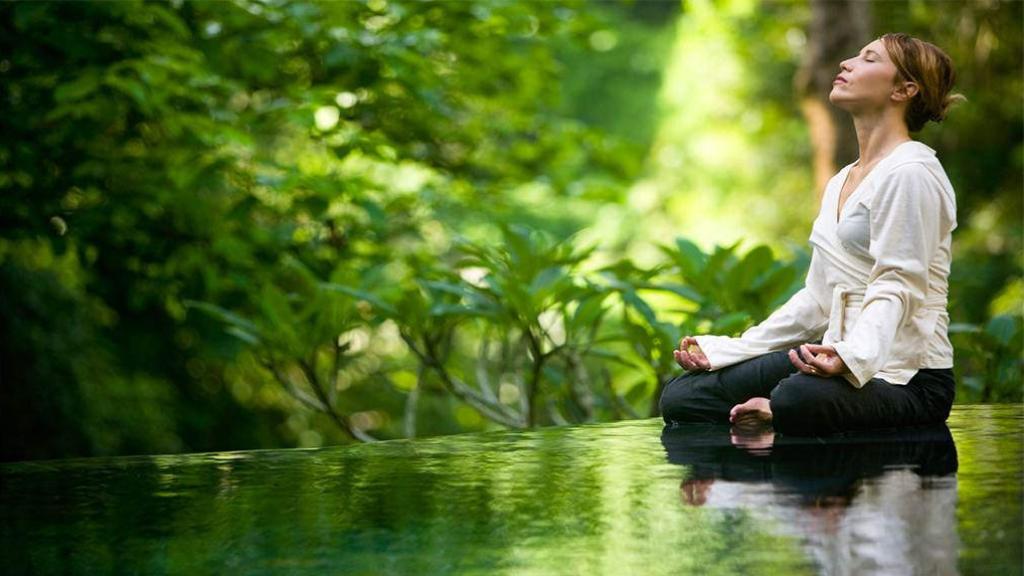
[660,349,953,436]
[659,350,795,425]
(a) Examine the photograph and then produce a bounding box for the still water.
[1,405,1021,575]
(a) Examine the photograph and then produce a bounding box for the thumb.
[803,343,835,355]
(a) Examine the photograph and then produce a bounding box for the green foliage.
[0,0,643,456]
[657,238,804,332]
[322,226,626,428]
[950,314,1024,402]
[0,238,184,459]
[1,0,1019,458]
[592,239,806,415]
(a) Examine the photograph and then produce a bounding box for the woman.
[659,33,967,436]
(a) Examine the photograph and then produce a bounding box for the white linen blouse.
[695,140,958,387]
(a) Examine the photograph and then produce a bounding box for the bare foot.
[680,477,714,507]
[730,429,775,453]
[729,397,773,431]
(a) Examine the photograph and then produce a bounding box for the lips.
[833,75,848,84]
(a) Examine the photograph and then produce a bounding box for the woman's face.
[829,38,908,111]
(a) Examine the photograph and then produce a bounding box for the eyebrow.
[862,49,882,59]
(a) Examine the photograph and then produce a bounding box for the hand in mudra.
[789,343,848,377]
[675,336,711,372]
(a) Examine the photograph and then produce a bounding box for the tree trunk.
[795,0,873,200]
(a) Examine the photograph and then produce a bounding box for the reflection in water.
[0,407,1018,575]
[661,424,960,575]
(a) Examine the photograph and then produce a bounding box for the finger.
[685,350,706,372]
[798,344,820,367]
[688,345,702,360]
[694,351,711,370]
[674,349,691,370]
[683,350,704,371]
[803,343,836,356]
[676,351,696,371]
[803,344,841,374]
[676,349,696,371]
[729,404,744,420]
[788,348,815,373]
[788,348,808,369]
[681,336,698,354]
[801,345,834,374]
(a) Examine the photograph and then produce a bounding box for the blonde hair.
[880,33,967,132]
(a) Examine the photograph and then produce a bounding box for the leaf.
[705,242,739,279]
[258,286,297,343]
[624,380,649,404]
[528,266,565,297]
[647,282,703,304]
[948,322,981,334]
[105,73,150,114]
[586,348,644,369]
[711,312,752,335]
[728,245,774,293]
[756,265,800,307]
[503,224,537,269]
[572,292,610,330]
[54,69,101,103]
[183,299,260,334]
[666,237,706,279]
[320,283,398,317]
[421,279,473,298]
[620,319,655,353]
[649,320,680,348]
[962,376,984,392]
[597,272,635,293]
[985,314,1020,347]
[563,242,597,266]
[225,326,262,346]
[427,303,469,318]
[622,290,658,327]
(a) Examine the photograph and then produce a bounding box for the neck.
[850,108,912,167]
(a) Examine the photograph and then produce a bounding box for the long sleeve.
[695,249,831,370]
[832,163,943,387]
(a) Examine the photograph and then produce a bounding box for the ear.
[891,80,920,103]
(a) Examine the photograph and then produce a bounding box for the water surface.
[1,405,1020,575]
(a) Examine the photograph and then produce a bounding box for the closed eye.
[861,49,882,62]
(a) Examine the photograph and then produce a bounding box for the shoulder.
[879,160,940,188]
[873,141,953,195]
[869,160,946,210]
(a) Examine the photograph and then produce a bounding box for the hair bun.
[881,33,966,132]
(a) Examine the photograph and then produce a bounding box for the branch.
[524,328,545,427]
[650,374,673,418]
[404,366,422,439]
[259,357,323,412]
[513,373,529,422]
[475,336,499,404]
[330,337,344,406]
[603,367,639,420]
[564,350,594,422]
[298,358,378,443]
[546,399,570,426]
[402,331,524,428]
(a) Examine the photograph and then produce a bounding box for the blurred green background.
[1,0,1020,461]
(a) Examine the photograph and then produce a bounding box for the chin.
[827,90,850,107]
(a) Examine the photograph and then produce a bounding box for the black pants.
[659,350,955,436]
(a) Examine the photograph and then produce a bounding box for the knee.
[769,376,796,409]
[659,372,713,423]
[770,375,829,433]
